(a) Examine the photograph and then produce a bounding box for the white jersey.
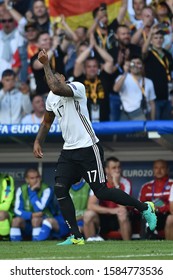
[46,81,99,149]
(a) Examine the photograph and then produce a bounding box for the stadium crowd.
[0,0,173,242]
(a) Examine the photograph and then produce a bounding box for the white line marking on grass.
[19,253,173,260]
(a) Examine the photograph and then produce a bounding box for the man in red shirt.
[139,159,173,240]
[83,157,132,241]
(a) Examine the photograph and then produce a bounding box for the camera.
[130,62,135,68]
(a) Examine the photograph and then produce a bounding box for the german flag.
[45,0,122,30]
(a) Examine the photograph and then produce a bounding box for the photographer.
[113,55,156,120]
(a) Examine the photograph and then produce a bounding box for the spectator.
[30,0,51,34]
[73,33,113,122]
[0,173,15,240]
[69,178,90,235]
[131,6,157,47]
[83,157,132,241]
[0,69,32,124]
[0,9,24,79]
[24,21,39,92]
[21,94,45,124]
[128,0,147,30]
[154,1,173,52]
[142,28,173,119]
[21,94,57,124]
[87,1,127,52]
[10,168,69,241]
[139,159,173,240]
[3,0,38,83]
[108,24,141,121]
[113,55,156,120]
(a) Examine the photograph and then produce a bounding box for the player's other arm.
[38,49,73,97]
[33,110,55,158]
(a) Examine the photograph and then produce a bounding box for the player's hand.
[33,141,43,158]
[38,49,48,65]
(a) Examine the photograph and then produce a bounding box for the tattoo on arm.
[43,63,73,97]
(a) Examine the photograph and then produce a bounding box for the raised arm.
[37,49,73,96]
[93,34,113,73]
[4,0,23,23]
[113,61,129,92]
[117,0,128,24]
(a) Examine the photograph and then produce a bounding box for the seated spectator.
[83,157,132,241]
[113,55,156,120]
[0,173,15,240]
[0,69,32,124]
[142,28,173,120]
[69,178,90,235]
[10,168,69,241]
[139,159,173,240]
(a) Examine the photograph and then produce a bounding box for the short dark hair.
[1,69,15,78]
[130,54,143,61]
[37,30,49,40]
[24,168,40,178]
[104,157,120,168]
[30,94,44,103]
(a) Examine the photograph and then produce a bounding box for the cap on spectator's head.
[24,21,37,31]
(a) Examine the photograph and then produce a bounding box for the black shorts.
[54,142,106,191]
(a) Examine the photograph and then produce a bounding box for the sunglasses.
[1,19,14,23]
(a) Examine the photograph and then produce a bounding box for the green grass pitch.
[1,240,173,260]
